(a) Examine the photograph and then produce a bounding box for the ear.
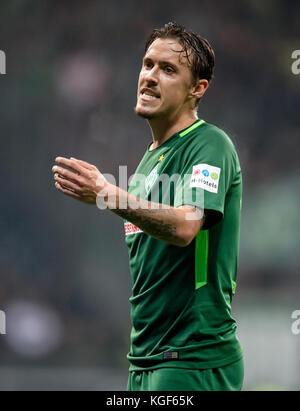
[189,79,209,100]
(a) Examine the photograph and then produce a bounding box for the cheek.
[164,81,189,102]
[137,71,144,87]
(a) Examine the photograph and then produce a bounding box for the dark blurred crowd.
[0,0,299,367]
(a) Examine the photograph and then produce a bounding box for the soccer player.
[52,22,244,391]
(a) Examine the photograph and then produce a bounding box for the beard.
[134,105,155,120]
[134,99,163,120]
[134,104,158,120]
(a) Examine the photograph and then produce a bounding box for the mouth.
[139,88,160,101]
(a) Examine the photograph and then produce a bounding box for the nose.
[144,66,159,85]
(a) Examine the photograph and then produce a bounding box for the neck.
[147,111,198,150]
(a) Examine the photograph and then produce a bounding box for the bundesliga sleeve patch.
[190,164,221,194]
[124,222,143,235]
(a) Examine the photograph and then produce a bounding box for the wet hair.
[145,22,215,104]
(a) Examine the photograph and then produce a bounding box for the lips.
[140,87,160,99]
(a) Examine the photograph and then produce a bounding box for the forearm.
[100,184,203,247]
[51,157,203,246]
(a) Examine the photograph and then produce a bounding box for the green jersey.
[124,119,243,371]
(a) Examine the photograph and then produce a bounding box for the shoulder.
[181,121,241,174]
[183,121,238,161]
[194,121,236,152]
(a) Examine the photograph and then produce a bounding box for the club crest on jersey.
[145,163,160,195]
[190,164,221,194]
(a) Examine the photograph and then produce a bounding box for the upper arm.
[174,126,237,233]
[176,205,205,246]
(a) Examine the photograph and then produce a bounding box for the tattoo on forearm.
[136,208,177,240]
[115,203,179,243]
[108,190,203,245]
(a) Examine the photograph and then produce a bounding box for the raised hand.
[52,157,107,205]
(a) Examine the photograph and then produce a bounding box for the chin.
[134,105,156,119]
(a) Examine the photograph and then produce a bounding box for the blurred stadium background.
[0,0,299,391]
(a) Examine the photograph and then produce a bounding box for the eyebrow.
[143,57,179,70]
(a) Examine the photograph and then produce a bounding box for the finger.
[56,172,81,186]
[54,172,83,187]
[55,157,90,177]
[70,157,95,170]
[55,181,82,199]
[52,165,84,183]
[54,174,83,193]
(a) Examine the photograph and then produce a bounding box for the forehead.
[144,38,189,67]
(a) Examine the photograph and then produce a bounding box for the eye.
[164,66,174,74]
[144,61,153,69]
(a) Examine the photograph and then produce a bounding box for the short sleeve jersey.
[124,119,243,371]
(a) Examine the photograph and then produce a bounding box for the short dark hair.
[145,22,215,88]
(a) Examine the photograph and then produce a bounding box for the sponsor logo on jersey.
[124,222,143,235]
[190,164,221,194]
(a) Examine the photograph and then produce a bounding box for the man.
[52,22,244,391]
